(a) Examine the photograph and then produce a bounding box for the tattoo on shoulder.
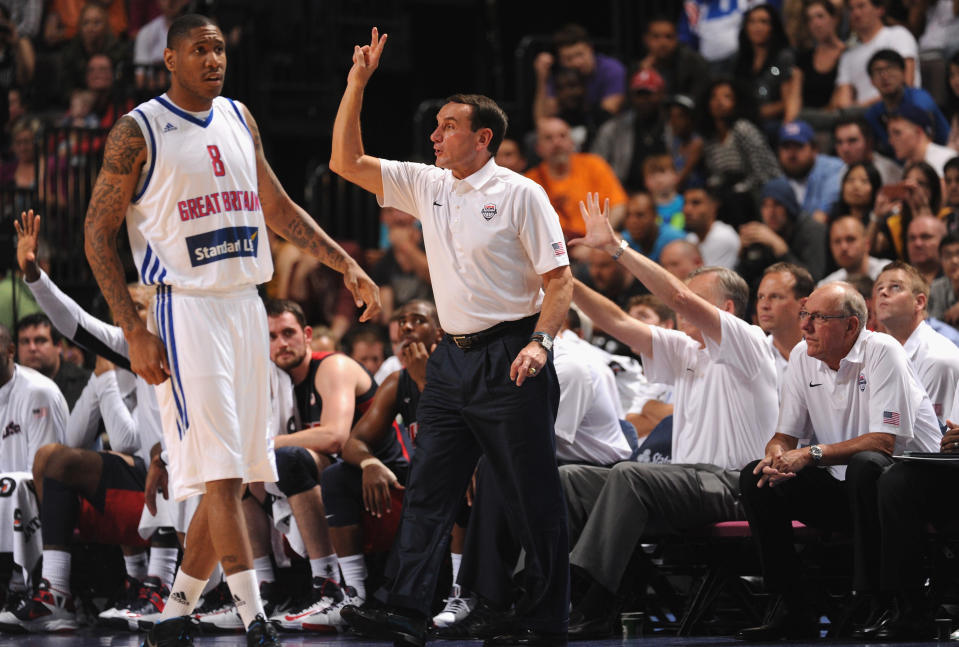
[102,116,145,175]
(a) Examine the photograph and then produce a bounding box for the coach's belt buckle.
[452,334,474,349]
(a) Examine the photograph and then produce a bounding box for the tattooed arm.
[239,102,381,322]
[83,116,170,385]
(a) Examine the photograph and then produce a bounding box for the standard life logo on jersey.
[186,226,259,266]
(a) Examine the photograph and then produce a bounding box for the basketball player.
[83,14,379,647]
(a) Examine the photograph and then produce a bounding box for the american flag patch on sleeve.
[882,410,900,426]
[551,241,566,256]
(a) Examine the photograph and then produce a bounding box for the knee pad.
[274,446,319,496]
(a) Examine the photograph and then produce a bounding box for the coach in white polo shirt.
[875,261,959,424]
[558,194,778,638]
[330,29,573,647]
[738,281,941,642]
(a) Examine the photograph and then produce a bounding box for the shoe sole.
[344,614,424,646]
[22,620,77,633]
[198,620,243,633]
[0,621,25,634]
[300,621,340,633]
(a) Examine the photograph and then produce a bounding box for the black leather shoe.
[852,607,892,639]
[484,629,569,646]
[737,604,818,643]
[873,609,933,641]
[434,597,515,639]
[340,604,427,646]
[566,612,615,640]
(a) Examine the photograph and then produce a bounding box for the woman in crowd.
[699,77,781,226]
[829,161,883,224]
[795,0,845,113]
[872,161,942,259]
[946,51,959,151]
[734,3,800,136]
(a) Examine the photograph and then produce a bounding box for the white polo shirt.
[379,157,569,334]
[686,220,739,269]
[553,334,631,466]
[765,334,793,400]
[903,321,959,424]
[0,365,68,472]
[642,310,778,470]
[778,329,941,479]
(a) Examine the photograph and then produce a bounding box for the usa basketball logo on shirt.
[481,203,497,220]
[858,373,867,392]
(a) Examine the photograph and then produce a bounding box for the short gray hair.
[688,266,749,319]
[826,281,868,334]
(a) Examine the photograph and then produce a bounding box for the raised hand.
[13,210,41,281]
[348,26,388,87]
[569,192,617,251]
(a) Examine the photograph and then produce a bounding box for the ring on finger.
[527,367,537,376]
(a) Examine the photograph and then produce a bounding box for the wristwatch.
[530,331,554,351]
[808,444,823,464]
[611,238,629,261]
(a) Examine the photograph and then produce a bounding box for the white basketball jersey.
[126,94,273,290]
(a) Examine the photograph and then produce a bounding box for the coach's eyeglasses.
[798,311,851,325]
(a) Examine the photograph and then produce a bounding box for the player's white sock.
[451,552,463,585]
[309,555,340,584]
[41,550,71,595]
[226,569,265,629]
[124,552,148,580]
[147,547,179,589]
[252,556,274,585]
[160,571,206,619]
[338,554,367,600]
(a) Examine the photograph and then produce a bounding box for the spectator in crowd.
[776,120,844,222]
[59,88,97,128]
[642,154,685,230]
[2,0,42,40]
[526,116,627,247]
[683,186,739,269]
[619,189,685,263]
[43,0,127,48]
[591,68,668,192]
[57,3,130,98]
[532,23,626,125]
[0,4,34,109]
[873,161,943,260]
[821,215,888,285]
[795,0,844,112]
[0,116,42,210]
[833,0,920,108]
[737,282,940,642]
[678,0,749,70]
[342,324,388,378]
[929,233,959,325]
[84,53,134,130]
[700,78,780,226]
[133,0,187,92]
[942,156,959,236]
[562,194,779,638]
[310,325,337,353]
[864,49,949,155]
[626,293,676,330]
[15,312,90,410]
[905,215,946,285]
[886,105,956,176]
[830,161,882,225]
[583,247,648,311]
[739,177,828,283]
[369,207,432,325]
[833,116,902,186]
[659,239,704,279]
[734,4,800,134]
[493,136,527,174]
[639,15,710,103]
[664,94,704,191]
[874,261,959,426]
[946,52,959,151]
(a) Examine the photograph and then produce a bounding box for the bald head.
[660,239,703,279]
[829,216,870,273]
[907,215,946,269]
[536,117,574,168]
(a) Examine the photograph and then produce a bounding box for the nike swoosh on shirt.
[433,201,443,207]
[809,381,823,387]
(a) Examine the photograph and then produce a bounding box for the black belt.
[447,314,538,350]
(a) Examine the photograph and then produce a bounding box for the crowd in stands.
[6,0,959,643]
